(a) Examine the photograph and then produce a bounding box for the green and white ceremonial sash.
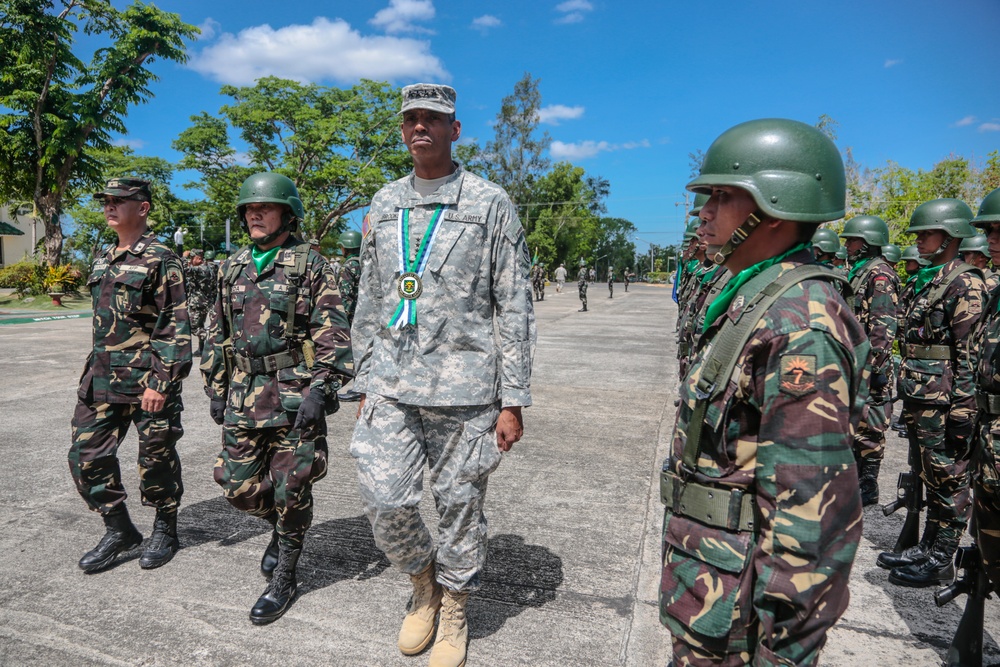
[388,205,444,329]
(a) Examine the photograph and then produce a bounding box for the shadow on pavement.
[177,495,270,549]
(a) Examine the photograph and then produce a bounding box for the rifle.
[882,435,923,553]
[934,544,992,667]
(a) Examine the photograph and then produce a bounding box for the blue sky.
[104,0,1000,250]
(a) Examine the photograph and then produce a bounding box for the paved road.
[0,283,996,666]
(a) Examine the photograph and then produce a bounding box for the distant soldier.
[70,177,191,574]
[202,172,353,624]
[607,267,614,298]
[890,245,930,435]
[589,266,596,283]
[877,198,987,587]
[532,263,546,301]
[337,229,364,402]
[969,187,1000,590]
[578,260,589,311]
[811,227,841,266]
[833,246,848,271]
[624,266,631,292]
[554,262,567,292]
[184,249,218,356]
[660,119,868,666]
[882,243,902,267]
[961,232,999,293]
[840,215,899,506]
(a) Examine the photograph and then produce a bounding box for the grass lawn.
[0,292,90,312]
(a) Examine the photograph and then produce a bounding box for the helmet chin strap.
[711,211,764,265]
[919,235,952,262]
[245,212,297,248]
[847,241,872,264]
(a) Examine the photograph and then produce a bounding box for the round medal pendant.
[397,272,423,300]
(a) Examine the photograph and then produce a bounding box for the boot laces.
[439,593,468,644]
[267,551,297,596]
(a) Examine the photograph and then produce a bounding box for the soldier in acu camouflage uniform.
[202,172,353,625]
[350,83,534,667]
[961,232,999,293]
[877,198,987,587]
[840,215,900,506]
[969,187,1000,590]
[659,119,868,666]
[337,229,363,402]
[70,177,192,574]
[184,249,218,355]
[577,259,589,311]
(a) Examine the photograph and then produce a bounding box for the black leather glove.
[871,373,889,391]
[293,387,326,431]
[210,397,226,425]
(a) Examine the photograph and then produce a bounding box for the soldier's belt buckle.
[397,272,423,300]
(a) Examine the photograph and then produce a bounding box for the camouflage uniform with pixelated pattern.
[578,266,588,309]
[201,237,353,548]
[350,165,534,591]
[338,254,361,325]
[660,249,869,666]
[971,286,1000,587]
[69,234,192,515]
[848,257,899,461]
[898,258,986,559]
[184,260,218,349]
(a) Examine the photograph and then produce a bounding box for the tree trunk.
[39,197,63,267]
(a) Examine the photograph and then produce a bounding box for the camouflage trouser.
[855,392,891,460]
[903,403,973,548]
[188,298,211,345]
[69,396,184,514]
[671,637,753,667]
[350,396,501,592]
[974,416,1000,587]
[578,281,588,308]
[213,421,329,549]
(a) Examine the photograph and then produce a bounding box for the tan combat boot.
[428,588,469,667]
[398,563,443,655]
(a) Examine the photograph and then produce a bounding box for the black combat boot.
[139,509,179,569]
[260,513,280,580]
[78,505,143,573]
[858,458,881,507]
[877,522,938,570]
[250,544,300,625]
[888,542,957,588]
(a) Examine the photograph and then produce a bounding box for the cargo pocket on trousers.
[349,395,380,458]
[457,422,503,483]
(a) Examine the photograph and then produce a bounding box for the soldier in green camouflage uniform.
[70,178,192,574]
[811,227,840,266]
[877,198,987,587]
[840,216,899,506]
[350,84,535,667]
[337,229,363,402]
[183,249,218,355]
[578,260,589,311]
[970,187,1000,590]
[202,172,353,625]
[660,119,868,666]
[961,232,999,293]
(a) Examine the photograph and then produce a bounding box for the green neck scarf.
[685,259,699,274]
[251,244,281,274]
[847,256,872,283]
[912,263,944,295]
[703,243,810,332]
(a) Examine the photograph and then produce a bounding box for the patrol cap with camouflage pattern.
[401,83,457,115]
[94,177,153,210]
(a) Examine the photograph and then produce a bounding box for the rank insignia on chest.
[779,354,817,398]
[397,272,423,300]
[731,295,745,313]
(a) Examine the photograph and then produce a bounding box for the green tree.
[594,217,637,278]
[485,73,551,207]
[522,162,607,268]
[174,77,409,244]
[0,0,198,266]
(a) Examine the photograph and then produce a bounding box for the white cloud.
[471,15,502,31]
[537,104,584,125]
[370,0,435,34]
[197,18,221,41]
[555,0,593,24]
[113,137,146,150]
[980,122,1000,132]
[550,138,649,160]
[884,58,903,68]
[188,17,448,86]
[953,115,977,127]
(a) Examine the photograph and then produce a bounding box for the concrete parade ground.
[0,282,998,666]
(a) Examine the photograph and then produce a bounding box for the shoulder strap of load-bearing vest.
[846,258,887,309]
[223,242,311,341]
[680,263,849,473]
[921,261,981,337]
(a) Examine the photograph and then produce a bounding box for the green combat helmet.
[959,233,989,257]
[237,172,305,246]
[907,198,975,262]
[881,244,902,264]
[972,187,1000,230]
[840,215,889,261]
[687,118,845,264]
[682,218,700,242]
[339,230,362,249]
[689,193,709,218]
[812,228,842,255]
[835,247,847,261]
[204,249,216,261]
[901,245,930,269]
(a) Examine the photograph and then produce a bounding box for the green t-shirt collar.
[702,243,810,332]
